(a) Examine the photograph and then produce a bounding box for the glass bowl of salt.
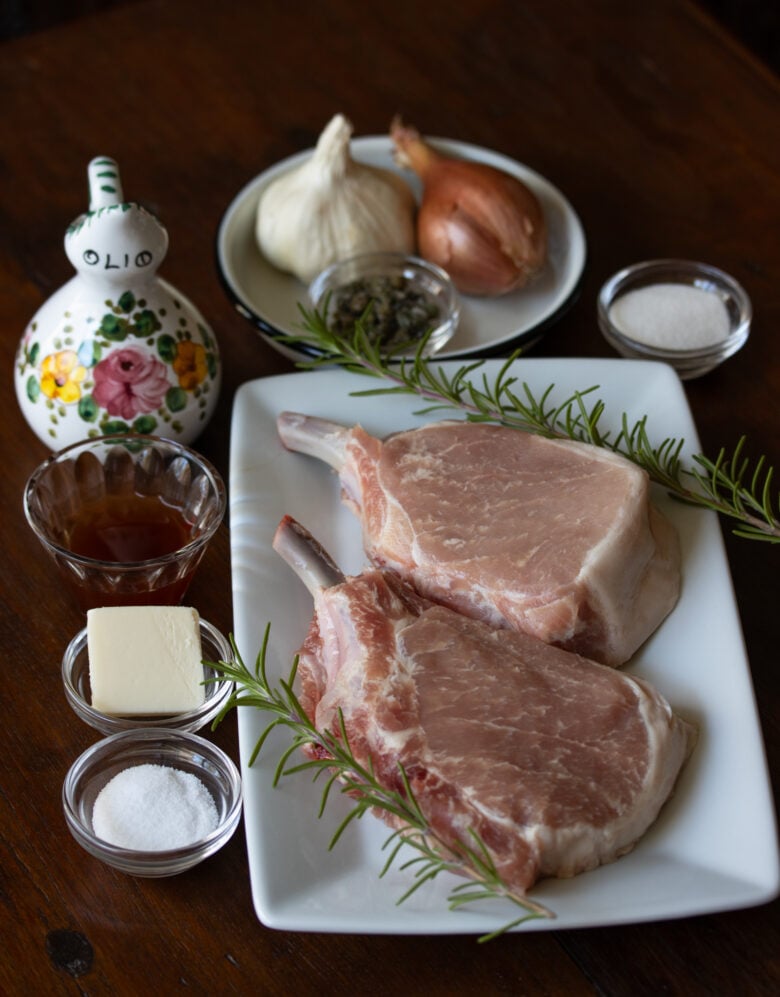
[597,259,751,379]
[63,728,243,876]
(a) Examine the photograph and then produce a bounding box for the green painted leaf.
[133,414,158,434]
[132,309,162,337]
[100,419,131,435]
[77,394,99,422]
[198,323,214,349]
[99,313,129,341]
[165,386,188,413]
[157,334,178,362]
[26,375,40,403]
[118,291,136,313]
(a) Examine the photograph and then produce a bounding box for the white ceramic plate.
[217,138,587,360]
[229,358,778,934]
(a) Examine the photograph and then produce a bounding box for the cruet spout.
[88,157,124,210]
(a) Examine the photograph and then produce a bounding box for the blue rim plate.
[216,137,587,360]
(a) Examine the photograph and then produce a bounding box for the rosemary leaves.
[285,307,779,544]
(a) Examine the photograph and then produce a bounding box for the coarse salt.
[92,763,219,850]
[609,283,731,350]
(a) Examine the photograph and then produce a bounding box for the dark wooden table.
[2,1,778,993]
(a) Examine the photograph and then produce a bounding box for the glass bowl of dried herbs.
[308,252,460,356]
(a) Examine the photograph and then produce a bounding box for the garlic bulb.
[256,114,416,283]
[390,118,547,297]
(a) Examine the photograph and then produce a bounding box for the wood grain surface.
[1,1,778,993]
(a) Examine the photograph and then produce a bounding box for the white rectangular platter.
[229,358,778,934]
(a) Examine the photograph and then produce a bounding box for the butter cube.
[87,606,206,715]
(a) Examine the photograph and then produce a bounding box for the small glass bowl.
[63,728,243,877]
[62,617,234,735]
[308,251,460,357]
[24,434,226,611]
[597,259,751,379]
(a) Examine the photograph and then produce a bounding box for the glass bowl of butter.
[62,606,234,735]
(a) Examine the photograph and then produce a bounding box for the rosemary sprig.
[282,307,780,543]
[211,628,553,940]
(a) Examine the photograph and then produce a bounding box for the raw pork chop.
[273,516,695,897]
[277,414,681,667]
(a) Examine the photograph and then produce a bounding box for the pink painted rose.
[92,347,170,419]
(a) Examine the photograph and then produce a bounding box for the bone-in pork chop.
[277,414,681,667]
[274,516,695,897]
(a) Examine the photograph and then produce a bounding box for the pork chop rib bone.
[276,412,682,667]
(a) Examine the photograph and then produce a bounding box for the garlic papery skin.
[391,118,547,297]
[256,114,416,284]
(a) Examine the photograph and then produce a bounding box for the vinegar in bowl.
[24,435,226,611]
[66,493,193,563]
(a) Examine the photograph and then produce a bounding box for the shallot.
[390,118,547,296]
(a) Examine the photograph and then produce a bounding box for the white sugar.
[609,283,731,350]
[92,763,219,851]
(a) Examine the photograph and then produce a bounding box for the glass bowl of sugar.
[597,259,751,379]
[63,728,243,876]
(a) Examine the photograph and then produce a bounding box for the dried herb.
[328,277,441,350]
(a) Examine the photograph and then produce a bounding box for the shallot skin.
[391,119,547,297]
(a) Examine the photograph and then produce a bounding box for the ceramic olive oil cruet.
[15,157,221,448]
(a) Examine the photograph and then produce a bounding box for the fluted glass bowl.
[24,434,226,611]
[308,252,460,357]
[62,617,234,735]
[597,259,751,379]
[63,729,243,877]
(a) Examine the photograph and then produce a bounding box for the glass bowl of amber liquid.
[23,434,226,611]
